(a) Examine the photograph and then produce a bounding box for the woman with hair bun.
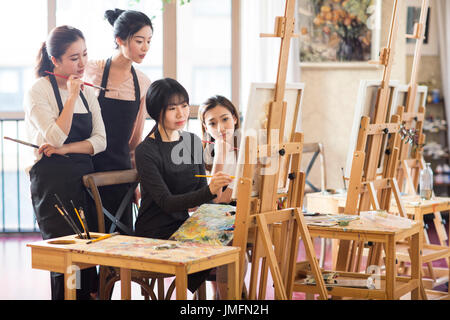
[85,9,153,234]
[24,25,106,300]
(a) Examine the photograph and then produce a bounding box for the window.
[0,0,47,112]
[177,0,232,106]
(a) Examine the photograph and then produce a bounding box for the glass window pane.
[56,0,163,81]
[0,0,47,112]
[177,0,231,105]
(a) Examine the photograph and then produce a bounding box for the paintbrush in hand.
[45,71,109,92]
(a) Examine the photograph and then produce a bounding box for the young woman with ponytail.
[24,25,106,300]
[84,9,153,234]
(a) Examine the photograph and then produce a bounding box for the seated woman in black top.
[134,77,232,241]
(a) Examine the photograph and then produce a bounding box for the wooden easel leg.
[258,257,269,299]
[255,214,288,300]
[294,208,328,300]
[249,232,263,299]
[232,176,253,298]
[286,219,300,298]
[433,211,448,247]
[354,241,364,272]
[391,179,406,218]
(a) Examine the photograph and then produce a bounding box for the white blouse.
[24,77,106,171]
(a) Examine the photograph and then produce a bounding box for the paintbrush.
[4,136,39,148]
[78,207,91,240]
[3,136,69,158]
[55,204,83,238]
[86,232,119,245]
[202,140,239,151]
[195,174,235,179]
[45,71,109,92]
[70,200,89,239]
[54,194,83,237]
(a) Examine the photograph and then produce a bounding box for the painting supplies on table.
[170,204,236,246]
[358,210,414,230]
[45,71,109,92]
[54,194,83,238]
[303,272,376,289]
[304,214,359,227]
[70,200,90,239]
[54,204,83,239]
[77,207,91,240]
[152,243,180,250]
[86,232,120,244]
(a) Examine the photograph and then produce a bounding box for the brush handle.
[86,232,119,244]
[78,207,91,240]
[4,136,39,149]
[45,71,108,92]
[202,140,239,151]
[55,205,83,238]
[54,195,83,237]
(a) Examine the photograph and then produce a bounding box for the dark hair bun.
[104,8,125,26]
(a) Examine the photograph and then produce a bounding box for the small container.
[420,163,433,200]
[432,89,440,103]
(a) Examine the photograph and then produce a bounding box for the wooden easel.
[395,0,428,194]
[393,0,450,299]
[394,0,448,248]
[232,0,328,300]
[335,0,408,272]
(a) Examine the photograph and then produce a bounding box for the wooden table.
[306,192,449,244]
[27,233,240,300]
[306,192,450,294]
[294,218,423,299]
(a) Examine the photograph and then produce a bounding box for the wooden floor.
[1,224,447,300]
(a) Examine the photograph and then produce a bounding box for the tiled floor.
[1,221,448,300]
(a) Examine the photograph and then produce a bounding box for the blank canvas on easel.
[232,82,305,198]
[344,80,400,179]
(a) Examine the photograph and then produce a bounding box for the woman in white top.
[24,25,106,300]
[199,95,242,300]
[199,95,240,204]
[84,9,152,235]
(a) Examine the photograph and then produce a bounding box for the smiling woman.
[24,25,106,300]
[83,9,153,235]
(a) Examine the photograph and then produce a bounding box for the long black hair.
[198,95,240,171]
[145,78,189,136]
[104,9,153,49]
[35,25,85,78]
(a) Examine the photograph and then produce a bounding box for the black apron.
[92,58,140,234]
[29,74,98,300]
